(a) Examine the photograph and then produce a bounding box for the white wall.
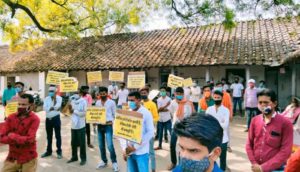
[19,73,39,91]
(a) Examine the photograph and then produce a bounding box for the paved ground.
[0,106,251,172]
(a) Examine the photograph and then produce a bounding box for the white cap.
[248,79,256,84]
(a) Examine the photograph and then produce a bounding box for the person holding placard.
[108,82,119,102]
[67,88,88,166]
[140,87,159,172]
[116,82,129,109]
[41,86,63,159]
[119,91,154,172]
[167,87,195,170]
[0,94,40,172]
[95,87,119,172]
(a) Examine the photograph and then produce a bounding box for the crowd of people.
[0,77,300,172]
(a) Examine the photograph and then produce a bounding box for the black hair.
[128,91,141,100]
[213,90,223,97]
[292,97,299,107]
[99,86,108,93]
[216,82,223,86]
[81,86,89,90]
[257,89,277,102]
[202,85,211,90]
[160,86,167,90]
[140,87,150,93]
[120,82,126,86]
[15,82,25,87]
[174,113,223,152]
[20,93,34,104]
[175,87,184,93]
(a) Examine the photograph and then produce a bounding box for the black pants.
[170,130,178,165]
[71,127,86,161]
[220,142,228,171]
[86,123,91,145]
[46,115,62,154]
[193,102,198,112]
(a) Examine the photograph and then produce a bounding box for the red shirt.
[285,149,300,172]
[83,94,93,106]
[0,111,40,164]
[246,113,293,172]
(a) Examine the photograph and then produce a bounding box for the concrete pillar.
[205,67,210,82]
[0,76,7,96]
[246,66,250,84]
[15,76,20,82]
[38,72,46,99]
[292,64,296,97]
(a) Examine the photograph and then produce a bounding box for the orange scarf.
[199,97,208,111]
[176,98,195,120]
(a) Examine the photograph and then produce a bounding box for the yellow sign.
[113,110,143,144]
[46,71,68,85]
[167,74,184,88]
[87,71,102,83]
[127,72,145,89]
[109,71,124,82]
[184,78,193,87]
[122,103,129,110]
[5,101,18,117]
[86,107,106,124]
[60,77,78,92]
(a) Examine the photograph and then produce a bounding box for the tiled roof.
[1,17,300,73]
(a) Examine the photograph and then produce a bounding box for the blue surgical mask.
[128,101,137,110]
[262,106,272,115]
[176,95,183,101]
[160,91,166,97]
[179,156,211,172]
[72,94,80,100]
[48,92,55,97]
[15,87,22,93]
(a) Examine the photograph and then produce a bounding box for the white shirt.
[157,96,172,122]
[223,84,229,92]
[71,97,87,129]
[117,89,129,106]
[43,95,62,119]
[168,99,193,126]
[95,99,117,122]
[230,83,244,97]
[184,87,191,101]
[119,106,154,155]
[108,85,119,99]
[190,86,201,103]
[206,105,230,143]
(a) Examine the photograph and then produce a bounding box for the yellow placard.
[184,78,193,87]
[167,74,184,88]
[122,103,129,110]
[86,107,106,124]
[87,71,102,83]
[60,77,78,92]
[46,71,68,85]
[5,101,18,117]
[109,71,124,82]
[127,72,145,89]
[113,110,143,144]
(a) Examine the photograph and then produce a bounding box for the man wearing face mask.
[41,86,63,159]
[246,89,293,172]
[0,94,40,172]
[244,79,259,132]
[198,85,215,113]
[139,86,159,172]
[167,87,195,170]
[116,82,129,109]
[2,82,16,107]
[95,87,119,171]
[206,90,230,171]
[172,113,223,172]
[119,91,154,172]
[190,82,201,112]
[230,77,244,116]
[67,89,88,166]
[11,82,25,101]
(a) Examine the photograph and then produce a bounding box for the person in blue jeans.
[119,91,154,172]
[95,87,119,172]
[172,113,224,172]
[230,77,244,116]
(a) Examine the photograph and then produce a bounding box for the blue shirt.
[173,163,223,172]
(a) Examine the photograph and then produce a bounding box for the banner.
[87,71,102,83]
[46,71,68,85]
[5,101,18,117]
[86,107,106,124]
[127,72,145,89]
[60,77,78,92]
[167,74,184,88]
[184,77,193,87]
[113,110,143,144]
[109,71,124,82]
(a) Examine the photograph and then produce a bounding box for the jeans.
[71,127,86,161]
[158,120,172,148]
[127,153,149,172]
[97,124,117,163]
[193,102,198,112]
[149,138,156,170]
[86,123,91,145]
[170,130,178,165]
[46,115,62,154]
[233,97,243,115]
[220,142,228,171]
[246,107,259,129]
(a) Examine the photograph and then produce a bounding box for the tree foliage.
[0,0,299,51]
